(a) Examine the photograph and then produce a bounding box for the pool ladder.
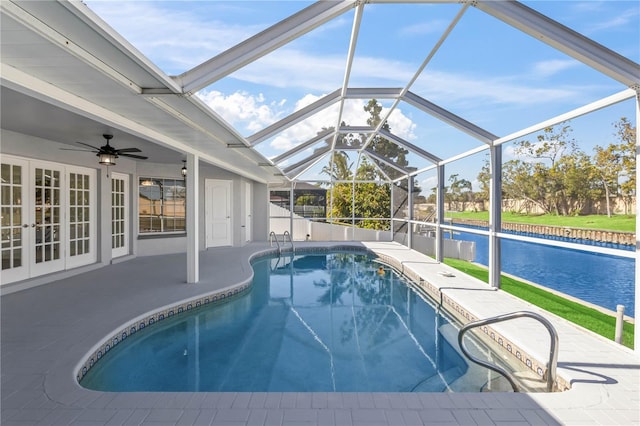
[269,231,294,255]
[457,311,559,392]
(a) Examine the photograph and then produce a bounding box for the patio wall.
[269,204,475,261]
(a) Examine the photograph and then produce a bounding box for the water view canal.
[453,230,635,318]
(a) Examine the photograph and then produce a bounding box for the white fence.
[269,203,475,261]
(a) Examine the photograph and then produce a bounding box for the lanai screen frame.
[172,0,639,349]
[270,86,638,346]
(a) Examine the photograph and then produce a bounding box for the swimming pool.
[80,251,509,392]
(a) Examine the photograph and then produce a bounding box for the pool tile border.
[76,281,253,383]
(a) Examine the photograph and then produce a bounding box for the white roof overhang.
[0,0,285,184]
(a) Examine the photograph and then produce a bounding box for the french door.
[111,173,129,258]
[1,156,96,284]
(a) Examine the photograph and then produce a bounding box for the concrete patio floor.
[1,241,638,425]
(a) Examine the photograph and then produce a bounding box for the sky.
[84,0,639,191]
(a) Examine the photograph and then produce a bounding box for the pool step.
[438,323,546,393]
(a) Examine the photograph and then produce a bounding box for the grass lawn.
[443,258,634,349]
[444,211,635,232]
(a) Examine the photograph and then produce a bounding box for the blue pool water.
[453,230,635,317]
[80,252,499,392]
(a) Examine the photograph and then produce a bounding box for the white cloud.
[388,109,417,141]
[412,69,581,107]
[503,140,554,164]
[87,0,590,109]
[265,98,418,154]
[421,175,437,192]
[397,19,450,37]
[197,90,285,133]
[85,1,262,73]
[196,90,419,158]
[232,49,348,92]
[531,59,580,78]
[586,6,640,33]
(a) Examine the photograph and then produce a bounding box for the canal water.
[453,230,635,318]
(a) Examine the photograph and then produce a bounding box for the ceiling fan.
[63,134,148,165]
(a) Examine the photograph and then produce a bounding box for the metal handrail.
[458,311,559,393]
[282,230,294,254]
[269,231,281,255]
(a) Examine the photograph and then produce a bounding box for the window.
[138,178,185,234]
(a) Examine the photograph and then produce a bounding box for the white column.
[186,153,199,283]
[289,182,294,239]
[407,176,414,249]
[390,183,395,240]
[435,165,445,262]
[634,91,639,354]
[488,144,502,289]
[99,168,112,265]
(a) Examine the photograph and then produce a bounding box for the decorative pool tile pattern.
[76,281,252,382]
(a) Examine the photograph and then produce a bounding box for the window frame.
[138,177,186,235]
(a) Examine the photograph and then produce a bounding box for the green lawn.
[444,211,635,232]
[443,258,635,349]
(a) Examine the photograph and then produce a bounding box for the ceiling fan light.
[99,152,117,165]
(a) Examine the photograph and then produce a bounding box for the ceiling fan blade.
[60,148,96,152]
[119,153,148,160]
[76,141,102,150]
[115,147,142,153]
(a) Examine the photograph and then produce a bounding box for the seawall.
[450,219,635,247]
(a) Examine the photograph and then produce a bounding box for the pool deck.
[1,241,639,426]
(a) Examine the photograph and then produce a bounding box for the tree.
[476,156,491,203]
[514,124,577,167]
[612,117,636,214]
[354,159,391,230]
[322,151,352,181]
[553,151,596,215]
[447,174,473,211]
[503,123,595,215]
[364,99,409,174]
[323,100,420,230]
[592,144,621,217]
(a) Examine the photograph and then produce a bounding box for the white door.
[111,173,129,258]
[1,156,96,285]
[244,182,252,242]
[1,158,29,282]
[205,179,232,247]
[65,166,96,269]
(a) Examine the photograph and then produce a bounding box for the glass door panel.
[67,167,96,268]
[31,165,64,276]
[111,173,129,258]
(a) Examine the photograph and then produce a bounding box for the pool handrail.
[269,231,281,255]
[282,230,294,254]
[457,310,559,393]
